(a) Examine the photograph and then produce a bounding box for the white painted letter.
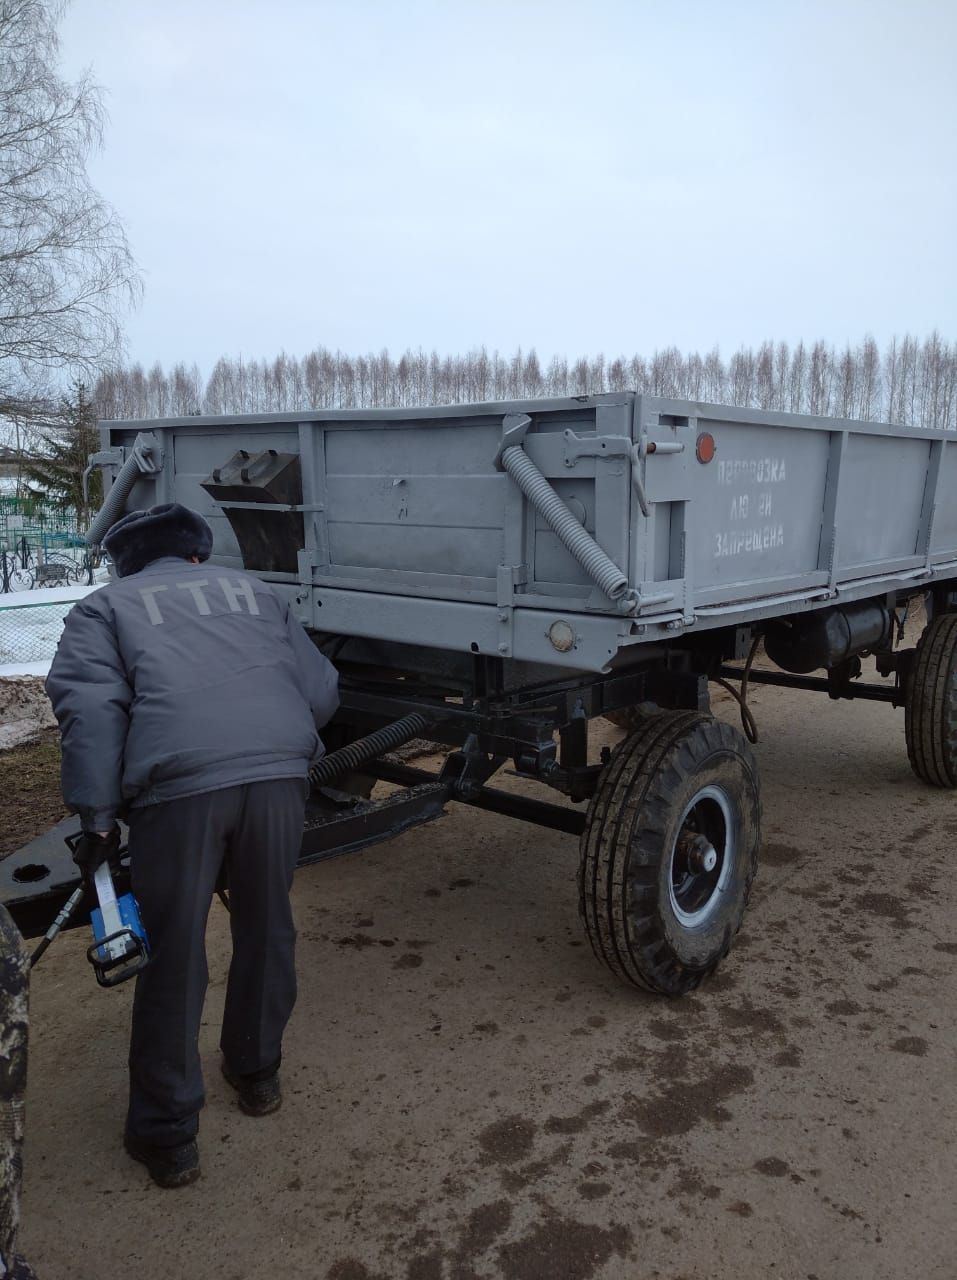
[139,585,168,625]
[220,577,261,615]
[177,579,212,615]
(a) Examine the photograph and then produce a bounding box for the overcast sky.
[59,0,957,375]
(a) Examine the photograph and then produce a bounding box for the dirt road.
[19,679,957,1279]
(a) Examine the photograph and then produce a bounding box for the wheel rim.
[668,784,735,928]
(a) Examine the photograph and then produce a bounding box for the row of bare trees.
[92,334,957,429]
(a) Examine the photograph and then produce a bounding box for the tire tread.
[905,613,957,787]
[579,713,760,995]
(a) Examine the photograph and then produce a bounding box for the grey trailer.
[6,394,957,995]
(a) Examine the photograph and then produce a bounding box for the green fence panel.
[0,497,84,552]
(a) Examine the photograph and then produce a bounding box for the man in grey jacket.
[46,502,338,1188]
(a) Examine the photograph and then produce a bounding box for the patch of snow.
[0,675,57,750]
[0,583,104,667]
[1,583,101,608]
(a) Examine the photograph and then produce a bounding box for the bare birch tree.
[0,0,140,424]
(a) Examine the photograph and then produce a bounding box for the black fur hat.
[103,503,213,578]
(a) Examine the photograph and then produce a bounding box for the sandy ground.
[17,677,957,1280]
[0,729,65,856]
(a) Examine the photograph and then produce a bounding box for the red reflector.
[696,432,716,464]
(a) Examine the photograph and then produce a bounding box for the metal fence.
[0,595,79,668]
[0,496,84,554]
[0,544,102,594]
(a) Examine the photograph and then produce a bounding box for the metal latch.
[562,429,658,520]
[562,430,632,466]
[639,437,685,458]
[631,435,687,518]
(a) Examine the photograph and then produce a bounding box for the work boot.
[124,1134,200,1189]
[221,1058,282,1116]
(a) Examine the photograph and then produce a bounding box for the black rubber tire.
[603,706,651,733]
[905,613,957,787]
[579,712,761,996]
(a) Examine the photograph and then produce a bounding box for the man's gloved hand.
[72,825,122,881]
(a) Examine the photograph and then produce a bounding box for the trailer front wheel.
[579,713,760,996]
[905,612,957,787]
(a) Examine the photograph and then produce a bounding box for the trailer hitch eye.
[13,862,50,883]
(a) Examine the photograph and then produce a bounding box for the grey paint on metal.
[94,393,957,672]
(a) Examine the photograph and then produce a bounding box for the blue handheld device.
[87,862,150,987]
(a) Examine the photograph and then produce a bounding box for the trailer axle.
[719,665,902,705]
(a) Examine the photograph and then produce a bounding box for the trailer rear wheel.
[579,713,760,996]
[905,613,957,787]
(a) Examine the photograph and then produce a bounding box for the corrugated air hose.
[308,712,434,788]
[500,444,628,600]
[85,450,145,546]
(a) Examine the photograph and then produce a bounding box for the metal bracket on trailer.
[298,784,449,865]
[371,758,586,836]
[495,564,527,657]
[561,429,632,466]
[81,446,125,506]
[492,412,533,471]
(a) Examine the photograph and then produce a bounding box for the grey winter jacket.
[46,557,339,831]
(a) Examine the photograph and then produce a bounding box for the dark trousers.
[126,778,306,1147]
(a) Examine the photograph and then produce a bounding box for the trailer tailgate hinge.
[496,563,528,657]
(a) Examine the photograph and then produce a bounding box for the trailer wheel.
[905,613,957,787]
[579,713,760,996]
